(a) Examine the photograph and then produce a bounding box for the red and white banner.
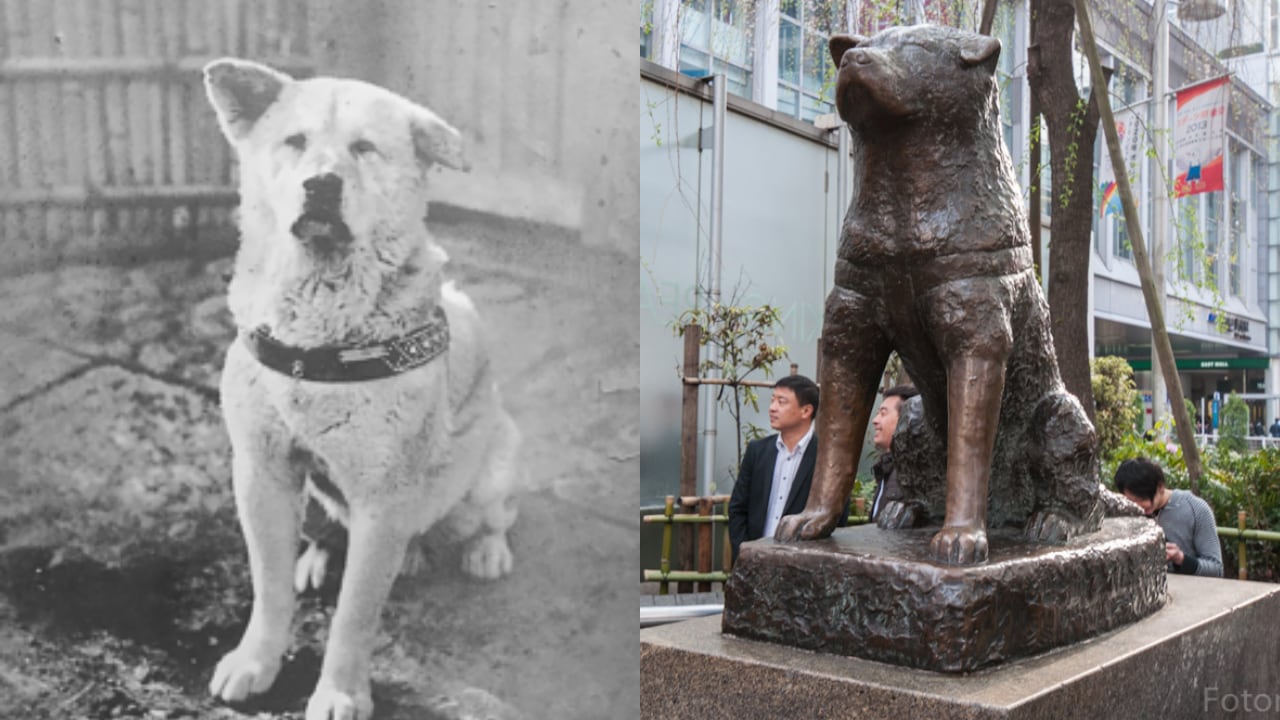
[1172,76,1230,198]
[1098,105,1144,217]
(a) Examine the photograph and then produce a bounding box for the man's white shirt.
[762,422,815,539]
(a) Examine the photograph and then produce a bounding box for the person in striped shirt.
[1113,457,1222,577]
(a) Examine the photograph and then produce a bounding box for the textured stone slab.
[722,517,1166,672]
[643,574,1280,719]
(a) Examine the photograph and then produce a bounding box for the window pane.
[1205,193,1219,285]
[779,19,801,84]
[679,46,711,77]
[713,58,753,99]
[708,0,754,66]
[800,97,833,123]
[1039,137,1053,218]
[713,0,740,23]
[641,2,653,59]
[1178,199,1199,283]
[680,1,712,50]
[1113,215,1132,260]
[1230,151,1245,298]
[802,30,831,95]
[1230,194,1242,297]
[806,0,842,37]
[777,85,799,118]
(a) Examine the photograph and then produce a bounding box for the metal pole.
[699,74,727,496]
[1238,509,1248,580]
[1151,0,1170,431]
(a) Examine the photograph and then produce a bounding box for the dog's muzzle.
[291,173,353,247]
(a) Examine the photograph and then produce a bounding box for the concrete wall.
[640,64,844,506]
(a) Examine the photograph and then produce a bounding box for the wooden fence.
[0,0,315,271]
[350,0,632,241]
[0,0,634,272]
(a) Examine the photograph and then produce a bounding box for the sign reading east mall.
[1126,357,1270,371]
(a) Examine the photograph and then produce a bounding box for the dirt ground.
[0,215,638,719]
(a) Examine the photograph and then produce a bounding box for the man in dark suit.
[729,374,842,563]
[869,384,919,524]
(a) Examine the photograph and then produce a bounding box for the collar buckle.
[382,310,450,373]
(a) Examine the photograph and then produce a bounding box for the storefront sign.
[1126,357,1269,371]
[1207,311,1251,341]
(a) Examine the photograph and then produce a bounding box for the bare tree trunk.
[1026,0,1100,422]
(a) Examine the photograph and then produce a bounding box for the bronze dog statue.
[776,25,1102,565]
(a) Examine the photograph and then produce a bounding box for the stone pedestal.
[727,512,1167,671]
[642,574,1280,719]
[723,517,1166,672]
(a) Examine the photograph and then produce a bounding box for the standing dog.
[203,59,520,720]
[775,26,1101,565]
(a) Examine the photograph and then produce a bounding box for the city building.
[640,0,1278,504]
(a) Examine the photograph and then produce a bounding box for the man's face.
[1122,491,1157,517]
[872,395,903,452]
[768,387,810,434]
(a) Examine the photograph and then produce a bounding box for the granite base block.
[722,517,1167,672]
[642,574,1280,719]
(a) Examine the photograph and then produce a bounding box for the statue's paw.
[1025,509,1081,544]
[875,501,918,529]
[930,526,988,565]
[774,509,839,542]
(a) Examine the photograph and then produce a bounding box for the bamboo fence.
[0,0,315,271]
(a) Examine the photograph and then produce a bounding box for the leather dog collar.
[241,305,450,382]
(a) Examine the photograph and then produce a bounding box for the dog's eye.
[284,133,307,151]
[350,139,378,156]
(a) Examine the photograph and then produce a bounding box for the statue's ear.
[408,102,470,172]
[829,34,868,67]
[960,35,1001,68]
[204,58,292,141]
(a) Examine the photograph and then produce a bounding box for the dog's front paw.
[875,501,918,529]
[930,525,989,565]
[774,508,839,542]
[209,647,283,703]
[306,684,374,720]
[462,534,513,579]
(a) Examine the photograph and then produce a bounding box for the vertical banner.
[1098,104,1145,217]
[1172,76,1230,198]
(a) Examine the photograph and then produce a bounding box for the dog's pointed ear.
[829,34,866,68]
[409,104,470,172]
[959,35,1001,69]
[204,58,293,141]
